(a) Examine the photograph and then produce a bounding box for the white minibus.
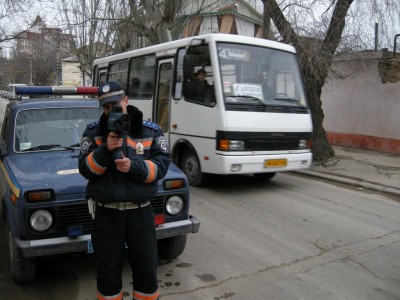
[92,34,313,186]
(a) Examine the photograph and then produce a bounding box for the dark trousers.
[92,204,158,297]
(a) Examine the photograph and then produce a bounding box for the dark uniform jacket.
[78,105,171,204]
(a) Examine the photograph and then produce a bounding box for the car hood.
[3,150,86,197]
[3,151,185,198]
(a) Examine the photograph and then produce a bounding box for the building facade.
[179,0,262,38]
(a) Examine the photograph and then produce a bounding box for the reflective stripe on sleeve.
[86,152,107,175]
[144,160,158,183]
[97,291,123,300]
[95,137,103,146]
[133,289,159,300]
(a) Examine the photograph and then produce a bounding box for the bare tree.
[0,0,44,44]
[59,0,189,82]
[59,0,119,81]
[261,0,399,162]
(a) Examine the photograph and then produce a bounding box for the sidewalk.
[295,145,400,197]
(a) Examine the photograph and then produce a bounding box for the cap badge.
[135,142,144,155]
[102,85,110,93]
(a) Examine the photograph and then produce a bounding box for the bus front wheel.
[181,149,208,186]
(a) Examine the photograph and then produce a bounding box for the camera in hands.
[108,106,131,134]
[108,106,130,159]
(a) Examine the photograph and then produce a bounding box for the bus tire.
[181,149,208,186]
[6,224,37,283]
[253,172,276,180]
[157,234,187,259]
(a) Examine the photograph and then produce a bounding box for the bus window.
[128,55,156,100]
[156,63,172,133]
[99,72,107,85]
[183,45,215,105]
[275,72,296,99]
[174,48,186,99]
[218,42,307,106]
[108,60,128,91]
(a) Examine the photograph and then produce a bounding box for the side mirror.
[183,54,194,82]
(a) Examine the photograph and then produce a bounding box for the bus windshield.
[217,42,307,109]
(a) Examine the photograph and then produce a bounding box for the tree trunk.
[304,80,335,162]
[261,0,355,163]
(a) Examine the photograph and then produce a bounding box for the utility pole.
[29,56,33,85]
[55,31,62,85]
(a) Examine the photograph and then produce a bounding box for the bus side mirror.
[183,54,194,81]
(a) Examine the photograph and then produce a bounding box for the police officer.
[78,81,170,300]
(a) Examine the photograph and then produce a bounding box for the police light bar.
[15,86,99,95]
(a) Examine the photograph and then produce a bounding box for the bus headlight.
[218,139,245,151]
[298,139,307,149]
[166,196,184,215]
[30,210,53,232]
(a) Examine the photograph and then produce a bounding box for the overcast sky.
[1,0,399,57]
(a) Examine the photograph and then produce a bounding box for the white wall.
[321,52,400,152]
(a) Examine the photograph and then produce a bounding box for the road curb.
[292,170,400,197]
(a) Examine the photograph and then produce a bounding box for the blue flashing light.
[16,86,53,94]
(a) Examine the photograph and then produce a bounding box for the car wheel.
[157,234,187,259]
[253,172,276,180]
[7,224,36,283]
[181,149,208,186]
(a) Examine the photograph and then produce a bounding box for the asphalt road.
[1,172,399,300]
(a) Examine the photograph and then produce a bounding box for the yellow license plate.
[264,159,287,168]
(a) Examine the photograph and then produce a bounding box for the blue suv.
[0,88,200,283]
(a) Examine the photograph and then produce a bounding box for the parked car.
[0,86,200,283]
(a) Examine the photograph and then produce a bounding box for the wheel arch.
[2,195,19,235]
[171,138,197,168]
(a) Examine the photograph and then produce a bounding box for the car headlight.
[30,210,53,232]
[165,196,184,215]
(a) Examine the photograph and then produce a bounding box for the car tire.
[253,172,276,180]
[157,234,187,259]
[181,149,208,186]
[6,224,36,283]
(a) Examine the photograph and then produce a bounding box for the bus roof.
[93,33,296,66]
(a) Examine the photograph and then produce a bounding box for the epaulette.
[87,121,99,129]
[142,120,160,131]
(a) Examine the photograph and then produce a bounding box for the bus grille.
[247,139,299,151]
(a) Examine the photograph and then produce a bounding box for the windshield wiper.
[22,144,77,152]
[226,95,266,105]
[23,144,62,152]
[272,98,303,105]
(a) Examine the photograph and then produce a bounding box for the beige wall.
[61,61,82,86]
[321,53,400,153]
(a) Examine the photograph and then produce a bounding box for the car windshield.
[14,107,101,152]
[217,42,308,110]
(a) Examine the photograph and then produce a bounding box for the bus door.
[154,59,173,145]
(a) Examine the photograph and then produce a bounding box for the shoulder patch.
[155,136,169,153]
[80,137,92,154]
[87,121,99,129]
[142,120,160,131]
